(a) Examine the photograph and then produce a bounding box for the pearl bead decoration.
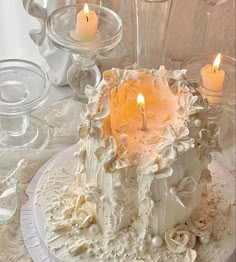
[139,245,146,253]
[170,187,178,195]
[89,224,100,236]
[199,234,210,244]
[73,152,79,158]
[152,236,163,247]
[194,119,202,128]
[62,185,69,193]
[87,248,94,256]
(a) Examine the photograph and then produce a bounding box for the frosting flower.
[60,189,95,229]
[71,202,94,228]
[165,225,196,254]
[79,99,109,139]
[103,68,131,91]
[157,125,195,160]
[95,136,130,173]
[178,93,205,116]
[140,154,173,179]
[197,144,211,165]
[169,177,197,208]
[198,123,221,152]
[186,214,212,237]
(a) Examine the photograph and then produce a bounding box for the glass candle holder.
[181,54,236,149]
[0,59,50,149]
[181,54,235,104]
[47,4,123,102]
[135,0,173,69]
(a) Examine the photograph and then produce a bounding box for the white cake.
[37,67,233,262]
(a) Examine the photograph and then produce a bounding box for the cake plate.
[47,4,123,102]
[0,59,50,150]
[21,144,236,262]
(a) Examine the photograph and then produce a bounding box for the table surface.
[0,0,72,105]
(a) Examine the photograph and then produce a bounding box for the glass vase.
[135,0,173,69]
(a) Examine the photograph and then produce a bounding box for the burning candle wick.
[141,107,147,131]
[137,93,147,131]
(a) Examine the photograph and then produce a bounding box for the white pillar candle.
[74,4,98,41]
[200,53,225,92]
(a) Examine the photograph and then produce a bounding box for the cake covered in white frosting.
[37,67,227,262]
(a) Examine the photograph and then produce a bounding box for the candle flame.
[84,3,89,15]
[213,53,221,73]
[137,93,145,108]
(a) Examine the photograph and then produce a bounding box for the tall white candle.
[73,4,98,41]
[200,53,225,92]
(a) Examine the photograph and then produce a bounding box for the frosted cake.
[37,67,234,262]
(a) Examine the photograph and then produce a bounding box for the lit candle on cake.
[137,93,147,131]
[73,3,98,41]
[200,53,225,92]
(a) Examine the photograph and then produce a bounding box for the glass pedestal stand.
[0,59,50,223]
[0,59,50,150]
[47,4,123,103]
[181,54,236,149]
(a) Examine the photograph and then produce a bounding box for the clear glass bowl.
[47,4,123,53]
[46,4,123,102]
[0,59,50,149]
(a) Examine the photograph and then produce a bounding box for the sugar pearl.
[139,245,146,253]
[89,224,100,236]
[73,152,79,158]
[194,119,202,128]
[199,234,210,244]
[62,185,69,193]
[87,248,94,256]
[108,149,116,157]
[170,187,178,195]
[100,195,107,202]
[152,236,163,247]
